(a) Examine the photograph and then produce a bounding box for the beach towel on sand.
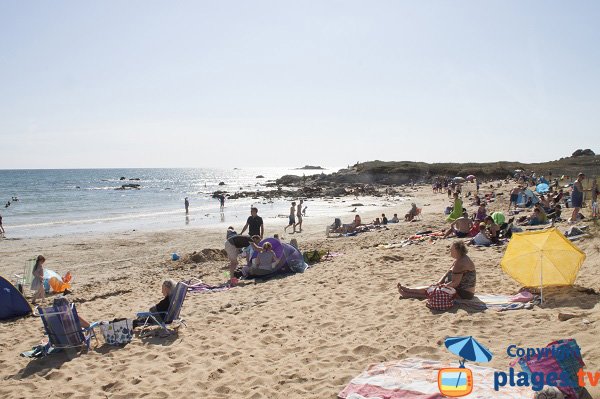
[455,293,539,311]
[338,357,532,398]
[186,280,231,293]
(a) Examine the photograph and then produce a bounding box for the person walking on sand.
[294,199,304,232]
[184,197,189,214]
[285,202,296,233]
[241,207,264,239]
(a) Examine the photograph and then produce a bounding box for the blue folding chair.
[135,282,189,337]
[37,297,99,351]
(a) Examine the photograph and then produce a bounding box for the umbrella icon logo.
[438,336,493,397]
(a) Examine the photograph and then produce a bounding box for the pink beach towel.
[338,358,533,399]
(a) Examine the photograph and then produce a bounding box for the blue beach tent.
[0,276,32,320]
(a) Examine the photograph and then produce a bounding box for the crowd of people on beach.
[13,168,600,352]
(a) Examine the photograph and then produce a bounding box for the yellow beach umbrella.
[500,228,586,302]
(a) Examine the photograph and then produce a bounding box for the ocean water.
[0,167,386,238]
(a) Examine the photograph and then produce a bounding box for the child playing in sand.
[31,255,45,305]
[254,242,279,270]
[242,242,280,277]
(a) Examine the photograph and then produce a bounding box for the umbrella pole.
[540,252,544,304]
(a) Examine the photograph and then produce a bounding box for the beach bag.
[426,285,456,311]
[100,318,133,346]
[303,250,323,264]
[517,339,584,399]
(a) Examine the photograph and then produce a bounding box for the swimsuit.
[446,269,476,299]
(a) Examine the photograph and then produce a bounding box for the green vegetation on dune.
[324,155,600,185]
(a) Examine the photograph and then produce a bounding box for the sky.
[1,1,599,169]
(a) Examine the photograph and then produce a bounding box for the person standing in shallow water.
[184,197,189,214]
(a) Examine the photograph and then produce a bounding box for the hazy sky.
[1,1,599,169]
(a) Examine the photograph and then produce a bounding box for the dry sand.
[1,182,599,398]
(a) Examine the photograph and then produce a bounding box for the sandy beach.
[1,182,599,398]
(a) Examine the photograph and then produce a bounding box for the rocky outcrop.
[295,165,325,170]
[276,175,303,185]
[572,149,595,157]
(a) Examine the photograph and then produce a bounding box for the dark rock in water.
[129,178,140,181]
[351,203,364,207]
[75,186,80,189]
[116,183,141,190]
[219,182,225,186]
[296,165,325,170]
[256,175,265,178]
[120,177,126,180]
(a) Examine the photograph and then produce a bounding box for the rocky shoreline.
[213,154,600,201]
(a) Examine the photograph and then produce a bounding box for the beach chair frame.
[14,258,36,290]
[414,208,422,220]
[135,282,189,337]
[37,301,99,351]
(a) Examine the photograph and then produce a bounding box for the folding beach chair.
[14,257,36,291]
[135,281,189,337]
[37,297,99,351]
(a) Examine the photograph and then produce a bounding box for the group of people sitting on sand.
[327,203,421,237]
[443,211,504,245]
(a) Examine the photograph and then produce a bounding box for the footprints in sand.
[379,255,404,262]
[352,345,381,356]
[75,289,133,304]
